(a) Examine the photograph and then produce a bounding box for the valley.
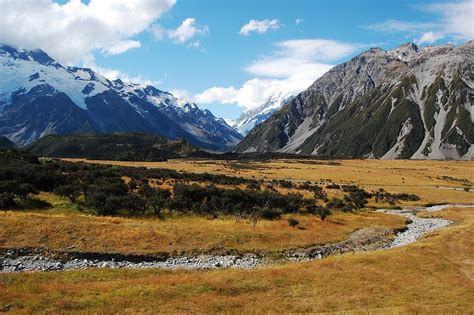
[0,156,473,313]
[0,1,472,312]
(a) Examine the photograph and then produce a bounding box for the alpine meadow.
[0,0,473,314]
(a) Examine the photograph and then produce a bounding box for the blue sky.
[1,0,473,119]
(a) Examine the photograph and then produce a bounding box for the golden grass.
[63,158,474,205]
[1,206,473,313]
[0,206,405,255]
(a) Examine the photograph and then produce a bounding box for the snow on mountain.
[231,91,293,136]
[0,44,242,151]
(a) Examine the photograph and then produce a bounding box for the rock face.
[235,41,474,160]
[0,44,242,151]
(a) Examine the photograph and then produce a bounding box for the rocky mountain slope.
[235,42,473,160]
[0,45,242,151]
[27,133,202,161]
[231,91,293,136]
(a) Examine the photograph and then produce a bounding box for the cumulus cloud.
[366,0,473,43]
[0,0,176,65]
[168,18,208,43]
[195,39,359,110]
[239,19,281,36]
[152,18,208,47]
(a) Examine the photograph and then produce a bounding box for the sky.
[0,0,473,120]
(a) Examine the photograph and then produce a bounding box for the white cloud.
[239,19,281,36]
[196,39,359,110]
[153,18,208,47]
[195,86,238,105]
[416,31,445,44]
[295,18,304,25]
[83,56,159,86]
[103,40,141,55]
[365,20,436,33]
[168,18,208,43]
[0,0,176,65]
[186,41,201,49]
[428,0,474,40]
[170,89,192,100]
[366,0,473,43]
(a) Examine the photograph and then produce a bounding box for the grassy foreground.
[0,193,405,256]
[1,206,473,313]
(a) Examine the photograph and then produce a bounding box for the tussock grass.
[1,206,473,313]
[0,207,405,255]
[64,158,474,205]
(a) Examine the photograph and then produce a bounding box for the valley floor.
[1,158,473,313]
[1,206,473,313]
[64,158,474,205]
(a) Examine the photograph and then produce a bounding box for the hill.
[27,133,202,161]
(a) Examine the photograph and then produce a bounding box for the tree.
[316,207,331,221]
[54,184,80,203]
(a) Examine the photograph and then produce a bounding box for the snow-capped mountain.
[235,41,473,160]
[231,91,293,136]
[0,44,242,151]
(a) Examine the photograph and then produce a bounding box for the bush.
[258,207,282,220]
[287,217,299,228]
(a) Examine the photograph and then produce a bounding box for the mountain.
[0,44,242,151]
[27,133,203,161]
[235,42,474,160]
[231,91,293,136]
[0,136,15,149]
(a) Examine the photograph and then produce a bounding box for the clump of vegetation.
[287,217,299,228]
[372,188,420,205]
[0,149,420,223]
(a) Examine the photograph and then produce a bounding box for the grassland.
[64,158,474,205]
[1,158,473,313]
[0,193,405,256]
[1,206,473,313]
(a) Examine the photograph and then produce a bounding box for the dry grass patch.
[1,206,473,313]
[63,158,474,205]
[0,209,405,255]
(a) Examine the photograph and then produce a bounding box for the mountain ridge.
[235,41,473,160]
[0,44,242,151]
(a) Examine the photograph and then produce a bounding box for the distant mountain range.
[27,133,203,161]
[230,91,293,136]
[0,44,242,151]
[235,42,473,160]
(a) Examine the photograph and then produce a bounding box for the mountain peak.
[389,42,420,61]
[0,44,56,66]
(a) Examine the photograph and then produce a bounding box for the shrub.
[287,217,299,228]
